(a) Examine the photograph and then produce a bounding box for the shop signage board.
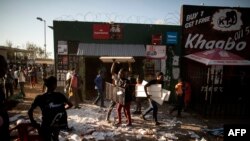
[146,45,166,59]
[182,5,250,106]
[151,34,162,45]
[166,32,177,45]
[181,5,250,60]
[110,24,123,39]
[93,24,110,39]
[93,24,123,40]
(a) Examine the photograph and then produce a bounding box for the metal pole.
[44,20,46,58]
[37,17,47,58]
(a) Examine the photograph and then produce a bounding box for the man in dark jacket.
[141,72,164,126]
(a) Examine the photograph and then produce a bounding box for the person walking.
[106,60,132,125]
[112,60,133,126]
[170,78,184,117]
[140,72,164,126]
[133,75,143,114]
[69,68,82,109]
[28,76,73,141]
[14,67,19,90]
[4,68,14,99]
[17,66,26,98]
[93,70,106,107]
[28,66,36,88]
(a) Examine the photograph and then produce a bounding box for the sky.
[1,0,250,59]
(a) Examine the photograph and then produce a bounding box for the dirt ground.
[6,81,242,141]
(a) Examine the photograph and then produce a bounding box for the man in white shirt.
[14,67,19,89]
[17,66,26,98]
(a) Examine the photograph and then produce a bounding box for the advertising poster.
[58,41,68,55]
[146,45,166,59]
[181,5,250,60]
[93,24,110,39]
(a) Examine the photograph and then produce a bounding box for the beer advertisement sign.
[181,5,250,59]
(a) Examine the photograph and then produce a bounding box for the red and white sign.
[146,45,166,59]
[151,34,162,45]
[185,48,250,65]
[93,24,110,39]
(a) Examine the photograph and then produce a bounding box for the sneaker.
[100,105,106,108]
[115,122,121,126]
[155,121,160,126]
[133,111,142,115]
[74,106,81,109]
[140,114,146,120]
[126,123,132,126]
[177,114,182,118]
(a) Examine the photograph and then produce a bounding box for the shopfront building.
[181,5,250,118]
[53,21,181,100]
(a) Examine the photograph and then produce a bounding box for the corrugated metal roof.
[77,43,145,57]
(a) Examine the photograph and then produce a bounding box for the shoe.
[140,114,146,120]
[74,106,81,109]
[126,123,132,126]
[177,114,182,118]
[133,111,142,115]
[115,122,121,126]
[155,121,160,126]
[106,119,111,123]
[100,105,106,108]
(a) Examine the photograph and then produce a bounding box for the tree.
[26,42,44,59]
[6,40,15,61]
[6,40,13,47]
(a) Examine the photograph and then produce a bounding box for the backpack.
[42,92,68,129]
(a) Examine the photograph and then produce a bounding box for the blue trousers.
[142,99,158,122]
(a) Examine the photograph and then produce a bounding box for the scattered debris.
[202,128,224,137]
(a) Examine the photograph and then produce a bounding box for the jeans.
[94,89,104,107]
[19,82,25,97]
[170,95,184,116]
[106,100,116,121]
[142,99,158,122]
